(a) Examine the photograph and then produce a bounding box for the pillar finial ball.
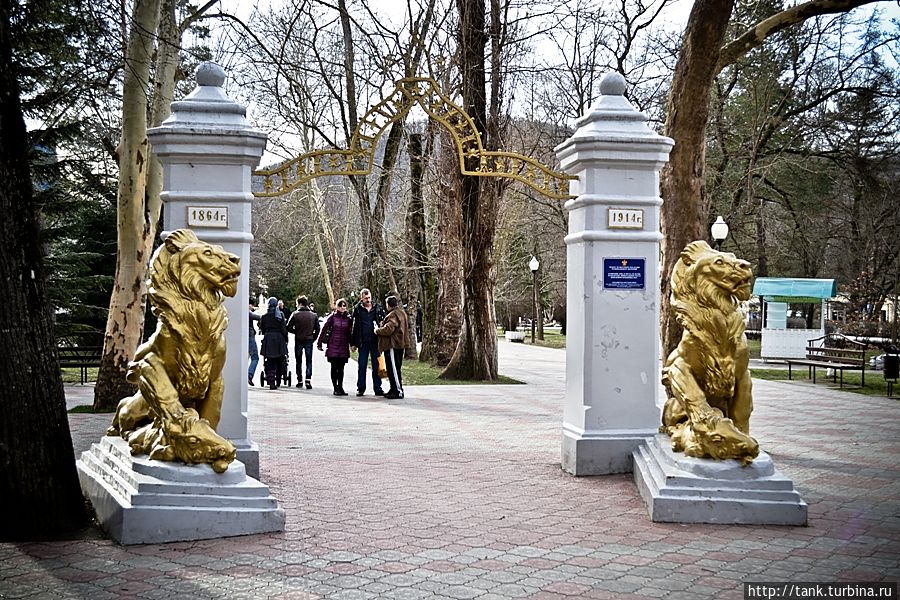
[196,62,226,87]
[599,72,626,96]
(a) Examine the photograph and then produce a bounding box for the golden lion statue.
[661,240,759,466]
[108,229,239,473]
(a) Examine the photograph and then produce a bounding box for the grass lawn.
[751,367,896,398]
[351,351,523,385]
[522,330,566,349]
[60,367,98,384]
[497,328,567,350]
[747,338,761,359]
[68,404,112,414]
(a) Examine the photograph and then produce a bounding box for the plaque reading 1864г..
[603,258,645,290]
[187,206,228,228]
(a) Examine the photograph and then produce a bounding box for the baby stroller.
[260,354,292,388]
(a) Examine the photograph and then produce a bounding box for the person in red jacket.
[317,298,353,396]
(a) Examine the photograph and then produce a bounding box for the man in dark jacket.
[287,295,320,389]
[260,297,289,390]
[375,295,409,399]
[350,288,386,397]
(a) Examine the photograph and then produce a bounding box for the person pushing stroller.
[259,297,288,390]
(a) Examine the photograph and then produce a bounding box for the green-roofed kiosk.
[752,278,837,359]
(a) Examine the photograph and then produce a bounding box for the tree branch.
[715,0,882,73]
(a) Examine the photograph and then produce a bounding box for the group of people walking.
[248,288,408,399]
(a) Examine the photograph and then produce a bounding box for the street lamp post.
[529,256,539,344]
[711,216,729,251]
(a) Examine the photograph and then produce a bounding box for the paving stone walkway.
[2,341,898,599]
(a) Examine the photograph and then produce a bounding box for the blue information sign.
[603,258,645,290]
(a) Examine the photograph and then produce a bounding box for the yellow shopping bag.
[377,353,388,378]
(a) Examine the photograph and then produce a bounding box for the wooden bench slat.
[56,335,103,384]
[783,333,867,389]
[786,360,863,369]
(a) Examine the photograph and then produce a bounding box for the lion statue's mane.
[661,240,759,466]
[108,229,240,473]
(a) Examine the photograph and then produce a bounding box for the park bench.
[785,333,867,389]
[504,331,525,343]
[57,333,103,384]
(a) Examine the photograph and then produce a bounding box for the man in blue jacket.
[248,301,261,386]
[350,288,386,397]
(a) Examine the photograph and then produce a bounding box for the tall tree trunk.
[336,0,398,295]
[372,120,402,294]
[145,0,178,224]
[336,0,371,291]
[659,0,734,360]
[93,0,162,410]
[138,0,177,341]
[442,0,498,380]
[423,131,463,366]
[305,182,335,307]
[0,0,87,538]
[755,198,769,277]
[403,133,428,359]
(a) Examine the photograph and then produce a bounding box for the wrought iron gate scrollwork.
[253,77,575,200]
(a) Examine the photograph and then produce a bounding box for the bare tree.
[659,0,885,358]
[441,0,506,379]
[223,0,442,301]
[423,129,463,365]
[94,0,218,410]
[704,7,898,282]
[93,0,162,408]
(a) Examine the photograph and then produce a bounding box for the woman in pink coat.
[317,298,353,395]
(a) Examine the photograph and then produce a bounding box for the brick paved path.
[2,342,898,599]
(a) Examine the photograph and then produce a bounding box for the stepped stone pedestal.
[77,437,285,545]
[633,434,808,525]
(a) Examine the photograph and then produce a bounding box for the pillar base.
[561,426,656,476]
[231,440,259,479]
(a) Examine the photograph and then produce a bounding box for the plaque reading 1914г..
[603,258,645,290]
[187,206,228,228]
[608,208,643,229]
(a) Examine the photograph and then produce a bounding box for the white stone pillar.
[147,62,267,478]
[555,73,674,475]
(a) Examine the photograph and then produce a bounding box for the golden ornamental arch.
[253,77,576,200]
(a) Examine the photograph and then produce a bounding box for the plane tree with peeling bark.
[659,0,888,359]
[93,0,218,411]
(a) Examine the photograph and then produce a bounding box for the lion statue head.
[148,229,241,312]
[671,241,752,320]
[661,240,758,466]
